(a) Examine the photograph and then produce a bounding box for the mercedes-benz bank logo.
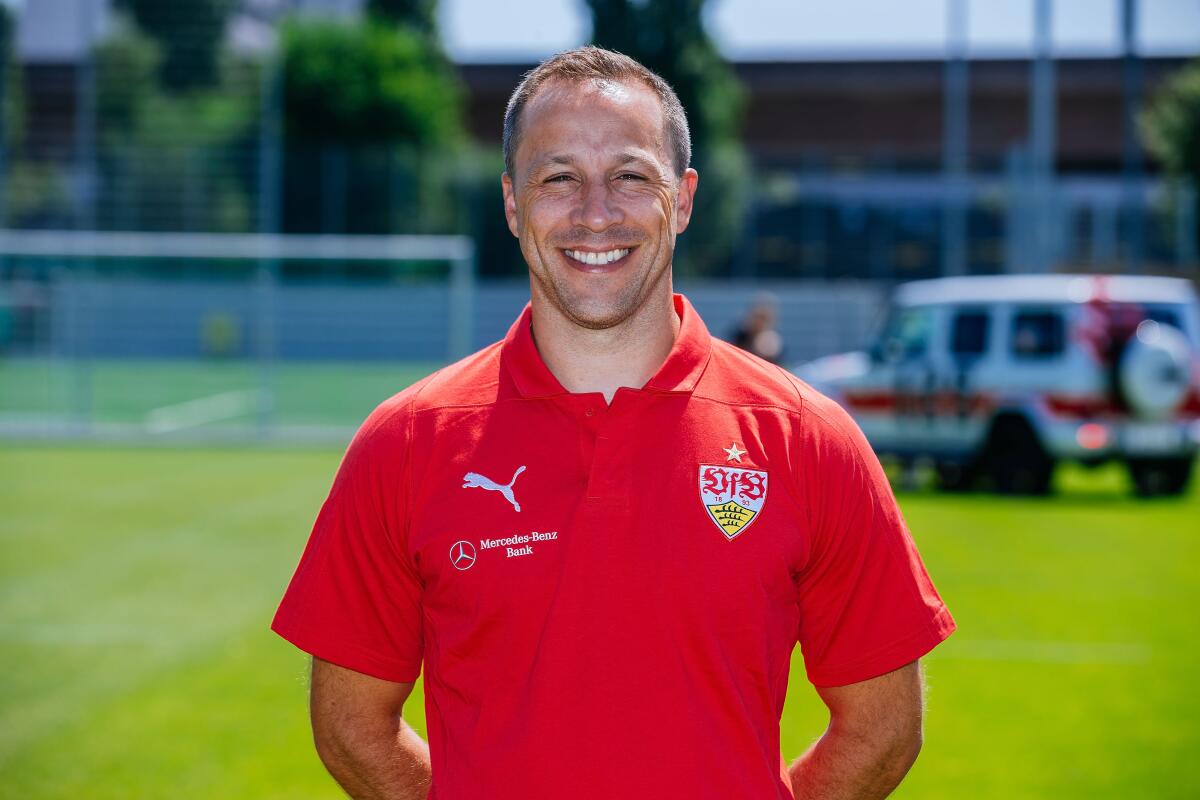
[449,540,476,571]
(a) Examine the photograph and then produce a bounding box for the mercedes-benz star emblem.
[450,540,477,571]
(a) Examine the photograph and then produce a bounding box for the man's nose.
[572,179,622,232]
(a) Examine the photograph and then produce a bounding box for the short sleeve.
[271,399,424,683]
[794,398,955,688]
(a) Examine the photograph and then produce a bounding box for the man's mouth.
[562,247,634,270]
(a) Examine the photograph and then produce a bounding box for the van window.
[878,307,932,361]
[1143,305,1182,330]
[1011,310,1064,358]
[951,310,989,357]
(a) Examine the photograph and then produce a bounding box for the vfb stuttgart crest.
[698,464,768,540]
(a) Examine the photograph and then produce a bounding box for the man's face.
[502,78,698,330]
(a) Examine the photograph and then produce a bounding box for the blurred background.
[1,1,1198,798]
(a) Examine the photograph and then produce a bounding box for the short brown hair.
[502,46,691,179]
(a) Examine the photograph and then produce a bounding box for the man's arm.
[310,657,431,800]
[789,660,925,800]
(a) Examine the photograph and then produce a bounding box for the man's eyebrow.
[616,153,657,169]
[532,154,576,170]
[528,152,661,175]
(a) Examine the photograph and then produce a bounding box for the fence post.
[448,240,476,361]
[256,51,283,440]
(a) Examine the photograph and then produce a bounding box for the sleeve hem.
[806,605,956,689]
[271,617,422,684]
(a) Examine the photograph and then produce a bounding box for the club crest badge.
[698,464,768,540]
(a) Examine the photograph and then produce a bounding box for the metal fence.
[0,230,885,443]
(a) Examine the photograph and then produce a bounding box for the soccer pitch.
[0,358,443,432]
[1,446,1197,799]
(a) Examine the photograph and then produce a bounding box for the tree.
[115,0,234,91]
[282,21,461,148]
[1143,59,1200,253]
[1,2,15,148]
[94,24,161,140]
[585,0,748,277]
[279,18,464,235]
[89,17,257,232]
[587,0,741,158]
[367,0,438,35]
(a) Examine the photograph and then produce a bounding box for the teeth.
[566,248,631,265]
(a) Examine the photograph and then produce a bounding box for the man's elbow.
[868,721,924,786]
[888,724,924,775]
[311,716,352,773]
[833,710,924,784]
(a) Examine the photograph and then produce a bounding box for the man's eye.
[617,173,645,181]
[545,174,574,183]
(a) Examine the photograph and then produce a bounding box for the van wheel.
[1127,457,1195,497]
[984,418,1055,496]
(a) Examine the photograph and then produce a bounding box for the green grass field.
[1,445,1197,799]
[0,358,442,429]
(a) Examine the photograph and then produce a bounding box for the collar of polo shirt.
[500,293,712,399]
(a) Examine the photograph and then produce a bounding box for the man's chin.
[557,300,634,331]
[545,286,645,331]
[531,260,668,331]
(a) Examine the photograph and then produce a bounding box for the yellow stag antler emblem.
[698,464,768,540]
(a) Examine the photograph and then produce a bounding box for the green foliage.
[91,23,258,231]
[94,25,161,142]
[4,162,69,224]
[367,0,438,33]
[115,0,234,91]
[585,0,748,277]
[1143,58,1200,178]
[282,19,462,148]
[1142,59,1200,251]
[1,1,23,154]
[586,0,742,156]
[279,17,465,235]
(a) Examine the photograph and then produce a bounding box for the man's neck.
[529,290,681,404]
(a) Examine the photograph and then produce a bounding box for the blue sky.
[440,0,1200,62]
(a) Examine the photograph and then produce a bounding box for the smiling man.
[272,47,955,800]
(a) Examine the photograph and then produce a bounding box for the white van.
[794,275,1200,496]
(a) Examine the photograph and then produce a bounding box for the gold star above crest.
[724,442,747,463]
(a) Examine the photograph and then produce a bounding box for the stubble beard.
[526,239,672,331]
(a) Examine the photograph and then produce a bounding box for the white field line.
[144,389,262,434]
[936,639,1152,665]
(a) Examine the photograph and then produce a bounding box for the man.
[730,293,785,363]
[273,47,955,799]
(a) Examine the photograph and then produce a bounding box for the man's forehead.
[517,78,668,166]
[530,76,649,110]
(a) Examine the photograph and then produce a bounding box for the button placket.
[585,396,634,502]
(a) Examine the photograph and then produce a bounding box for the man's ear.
[674,168,699,234]
[502,173,520,239]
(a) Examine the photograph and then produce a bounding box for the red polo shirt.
[272,294,954,799]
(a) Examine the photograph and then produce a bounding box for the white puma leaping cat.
[462,465,526,512]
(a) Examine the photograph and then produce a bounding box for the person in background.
[731,293,785,363]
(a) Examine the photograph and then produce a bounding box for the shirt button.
[585,408,595,417]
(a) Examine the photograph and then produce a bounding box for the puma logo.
[462,466,526,512]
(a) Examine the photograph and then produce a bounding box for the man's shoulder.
[357,341,505,438]
[698,339,822,413]
[698,338,862,445]
[409,340,506,412]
